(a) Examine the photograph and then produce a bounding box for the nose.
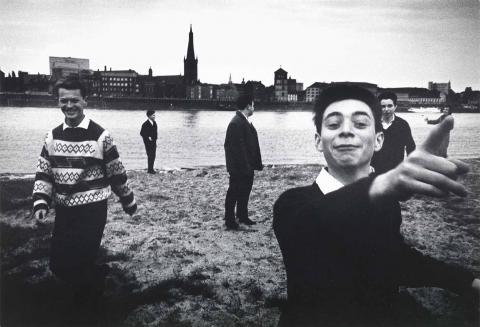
[339,121,354,136]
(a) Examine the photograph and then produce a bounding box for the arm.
[425,115,443,125]
[32,132,54,220]
[404,122,416,155]
[101,130,137,215]
[226,122,252,175]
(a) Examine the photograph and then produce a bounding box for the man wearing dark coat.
[224,94,263,229]
[140,110,158,174]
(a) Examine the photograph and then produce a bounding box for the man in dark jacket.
[140,110,158,174]
[224,94,263,229]
[371,91,416,174]
[273,85,479,326]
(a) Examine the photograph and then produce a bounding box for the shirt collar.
[63,117,90,130]
[315,166,376,194]
[148,118,155,125]
[315,167,344,195]
[382,114,395,130]
[239,110,250,123]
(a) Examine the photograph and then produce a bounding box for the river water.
[0,107,479,173]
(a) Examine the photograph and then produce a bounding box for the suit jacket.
[273,178,474,314]
[224,111,262,176]
[140,120,158,143]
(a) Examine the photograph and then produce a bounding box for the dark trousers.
[224,173,254,222]
[50,200,107,291]
[144,140,156,171]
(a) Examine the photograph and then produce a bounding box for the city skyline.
[1,0,479,91]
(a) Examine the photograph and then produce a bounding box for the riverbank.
[1,160,479,326]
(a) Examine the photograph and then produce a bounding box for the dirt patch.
[1,160,479,326]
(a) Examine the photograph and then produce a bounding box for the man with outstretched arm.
[32,77,137,314]
[273,84,479,326]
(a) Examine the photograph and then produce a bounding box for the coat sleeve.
[226,122,252,175]
[404,122,416,155]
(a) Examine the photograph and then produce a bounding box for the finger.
[421,115,454,154]
[401,179,448,198]
[408,151,461,180]
[412,167,468,197]
[449,158,470,175]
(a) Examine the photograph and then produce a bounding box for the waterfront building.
[0,69,4,92]
[138,67,185,98]
[244,80,267,103]
[49,56,90,80]
[92,67,139,97]
[305,82,329,102]
[184,25,198,86]
[274,68,288,102]
[428,81,451,95]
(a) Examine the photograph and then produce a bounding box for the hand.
[370,116,469,201]
[34,209,47,220]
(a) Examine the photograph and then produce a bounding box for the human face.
[58,88,86,126]
[246,101,255,117]
[316,99,384,173]
[148,113,156,121]
[380,99,396,117]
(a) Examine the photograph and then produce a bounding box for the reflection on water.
[0,107,479,173]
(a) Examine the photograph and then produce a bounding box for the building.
[305,82,329,102]
[428,81,451,96]
[92,67,139,97]
[184,25,198,86]
[0,69,4,92]
[49,56,90,80]
[274,68,288,102]
[187,83,214,100]
[244,80,267,103]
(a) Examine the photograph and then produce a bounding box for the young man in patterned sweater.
[32,78,137,306]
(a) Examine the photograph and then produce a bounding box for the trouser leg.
[225,174,238,223]
[50,201,108,292]
[235,173,254,221]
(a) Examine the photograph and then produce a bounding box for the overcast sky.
[1,0,479,91]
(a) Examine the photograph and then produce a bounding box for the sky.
[1,0,479,91]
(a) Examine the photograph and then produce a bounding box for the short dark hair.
[54,77,87,98]
[378,91,397,106]
[146,110,155,117]
[313,84,382,133]
[236,93,253,110]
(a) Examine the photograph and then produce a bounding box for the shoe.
[225,221,239,230]
[239,217,256,225]
[148,170,157,174]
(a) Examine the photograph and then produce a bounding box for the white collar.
[315,167,344,195]
[382,114,395,130]
[63,117,90,130]
[148,118,155,125]
[315,166,375,194]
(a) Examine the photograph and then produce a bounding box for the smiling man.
[273,84,479,326]
[32,78,137,314]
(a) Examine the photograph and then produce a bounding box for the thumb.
[420,115,454,155]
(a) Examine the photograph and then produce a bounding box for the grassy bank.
[1,159,479,326]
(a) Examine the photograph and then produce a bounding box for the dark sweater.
[371,115,415,174]
[273,178,474,316]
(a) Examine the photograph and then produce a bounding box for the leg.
[236,173,254,222]
[224,174,240,228]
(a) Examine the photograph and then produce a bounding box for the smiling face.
[58,88,86,126]
[316,99,384,175]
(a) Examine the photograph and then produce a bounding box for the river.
[0,107,479,173]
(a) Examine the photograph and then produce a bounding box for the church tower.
[184,25,198,85]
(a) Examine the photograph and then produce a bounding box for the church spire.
[184,25,198,85]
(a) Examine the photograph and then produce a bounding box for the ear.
[315,132,323,152]
[374,131,384,152]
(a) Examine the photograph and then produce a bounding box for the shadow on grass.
[1,221,216,326]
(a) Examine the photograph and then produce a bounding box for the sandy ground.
[1,159,479,326]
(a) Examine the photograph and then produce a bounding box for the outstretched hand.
[370,116,469,201]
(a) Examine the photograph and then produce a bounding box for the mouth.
[334,144,359,151]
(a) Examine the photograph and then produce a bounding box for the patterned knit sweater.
[33,118,136,213]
